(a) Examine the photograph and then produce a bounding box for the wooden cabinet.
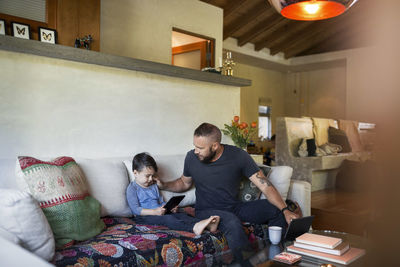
[56,0,100,51]
[0,0,100,51]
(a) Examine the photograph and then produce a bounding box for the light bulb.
[304,3,320,14]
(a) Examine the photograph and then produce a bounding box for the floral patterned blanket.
[54,217,268,267]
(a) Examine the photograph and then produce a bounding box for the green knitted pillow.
[17,156,105,248]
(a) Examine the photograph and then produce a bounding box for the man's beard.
[197,147,216,163]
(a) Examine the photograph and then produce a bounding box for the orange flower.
[251,121,257,128]
[233,116,239,122]
[240,122,248,129]
[244,129,248,134]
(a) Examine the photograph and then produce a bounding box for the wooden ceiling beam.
[268,22,325,55]
[301,23,371,56]
[255,21,312,51]
[237,15,284,47]
[300,31,352,56]
[282,6,365,58]
[223,2,272,40]
[276,19,339,57]
[252,19,293,51]
[283,14,363,58]
[266,22,314,52]
[223,0,248,18]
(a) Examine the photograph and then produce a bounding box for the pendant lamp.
[268,0,358,21]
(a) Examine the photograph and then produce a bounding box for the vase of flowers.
[221,116,257,150]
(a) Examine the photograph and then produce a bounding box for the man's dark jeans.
[195,199,287,252]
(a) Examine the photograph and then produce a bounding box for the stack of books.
[286,233,366,265]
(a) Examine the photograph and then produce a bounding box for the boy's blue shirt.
[126,181,166,215]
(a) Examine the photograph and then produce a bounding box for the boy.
[126,152,219,235]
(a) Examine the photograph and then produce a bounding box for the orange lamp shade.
[268,0,358,21]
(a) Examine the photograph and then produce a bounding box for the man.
[156,122,299,254]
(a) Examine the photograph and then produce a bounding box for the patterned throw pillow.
[238,166,271,202]
[16,156,105,248]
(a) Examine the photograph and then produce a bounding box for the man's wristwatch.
[281,207,289,213]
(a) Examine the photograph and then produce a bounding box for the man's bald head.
[194,123,222,143]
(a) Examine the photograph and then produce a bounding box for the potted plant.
[221,116,257,150]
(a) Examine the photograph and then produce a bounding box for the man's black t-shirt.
[183,144,260,211]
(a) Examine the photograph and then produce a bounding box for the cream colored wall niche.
[100,0,223,67]
[285,66,346,119]
[234,62,286,149]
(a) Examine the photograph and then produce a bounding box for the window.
[258,105,271,140]
[0,0,46,22]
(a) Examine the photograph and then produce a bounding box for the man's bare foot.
[206,215,220,233]
[193,216,215,235]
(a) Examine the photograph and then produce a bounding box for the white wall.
[0,50,239,158]
[287,47,377,123]
[101,0,223,66]
[285,66,346,119]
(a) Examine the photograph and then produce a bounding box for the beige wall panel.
[235,62,286,144]
[100,0,223,66]
[0,50,239,158]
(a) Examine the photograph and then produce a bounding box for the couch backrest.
[1,154,297,217]
[0,155,190,217]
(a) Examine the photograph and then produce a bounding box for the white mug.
[268,226,282,245]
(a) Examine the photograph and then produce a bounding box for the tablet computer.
[284,215,315,241]
[164,195,185,214]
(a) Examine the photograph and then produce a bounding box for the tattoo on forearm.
[256,171,272,186]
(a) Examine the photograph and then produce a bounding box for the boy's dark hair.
[194,122,221,143]
[132,152,158,172]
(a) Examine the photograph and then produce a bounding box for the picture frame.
[11,22,30,39]
[0,19,5,35]
[38,27,57,44]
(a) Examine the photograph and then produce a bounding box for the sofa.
[0,154,311,266]
[275,117,375,191]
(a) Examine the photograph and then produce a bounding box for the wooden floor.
[311,189,371,236]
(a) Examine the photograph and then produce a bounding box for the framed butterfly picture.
[0,19,5,35]
[11,22,30,39]
[38,27,57,44]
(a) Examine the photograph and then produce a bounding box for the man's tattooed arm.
[256,171,272,186]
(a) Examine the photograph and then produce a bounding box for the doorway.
[172,28,215,70]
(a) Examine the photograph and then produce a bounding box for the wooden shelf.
[0,35,251,87]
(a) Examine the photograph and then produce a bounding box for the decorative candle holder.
[223,51,235,76]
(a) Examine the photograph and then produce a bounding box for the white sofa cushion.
[0,227,20,245]
[76,158,132,217]
[260,165,293,201]
[0,189,55,261]
[123,154,196,207]
[288,180,311,217]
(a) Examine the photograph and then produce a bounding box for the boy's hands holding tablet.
[169,206,178,213]
[164,195,185,214]
[153,206,166,216]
